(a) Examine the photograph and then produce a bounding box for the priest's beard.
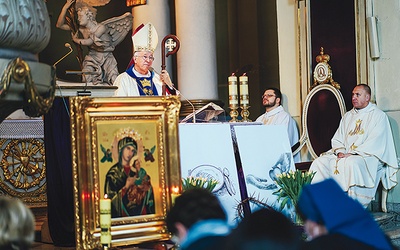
[263,99,277,108]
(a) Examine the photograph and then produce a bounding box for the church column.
[129,0,172,74]
[175,0,221,115]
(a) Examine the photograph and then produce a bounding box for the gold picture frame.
[70,96,181,249]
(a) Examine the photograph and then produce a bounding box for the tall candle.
[239,75,249,105]
[171,186,180,205]
[100,195,111,247]
[228,74,238,106]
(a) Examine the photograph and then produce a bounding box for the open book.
[180,102,225,123]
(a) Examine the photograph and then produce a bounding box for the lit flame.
[171,186,180,194]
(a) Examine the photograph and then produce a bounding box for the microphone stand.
[150,67,196,123]
[171,86,196,123]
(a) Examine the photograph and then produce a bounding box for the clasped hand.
[160,70,173,87]
[337,152,353,158]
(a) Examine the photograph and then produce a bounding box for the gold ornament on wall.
[0,138,47,206]
[126,0,147,7]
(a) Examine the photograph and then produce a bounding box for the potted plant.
[181,176,219,192]
[273,170,316,224]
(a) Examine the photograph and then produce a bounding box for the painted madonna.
[104,130,155,218]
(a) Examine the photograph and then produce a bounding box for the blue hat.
[298,179,392,250]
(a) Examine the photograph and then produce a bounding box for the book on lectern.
[180,102,225,123]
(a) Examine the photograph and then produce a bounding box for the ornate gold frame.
[70,96,181,249]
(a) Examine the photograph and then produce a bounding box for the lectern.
[44,82,117,246]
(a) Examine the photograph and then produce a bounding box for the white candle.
[228,75,238,106]
[229,96,239,105]
[228,75,238,96]
[239,75,249,95]
[241,98,249,105]
[100,195,111,247]
[171,186,180,205]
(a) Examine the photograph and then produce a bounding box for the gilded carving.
[0,138,47,205]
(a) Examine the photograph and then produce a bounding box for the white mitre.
[132,22,158,52]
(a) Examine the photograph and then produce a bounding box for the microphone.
[150,67,196,123]
[53,43,73,67]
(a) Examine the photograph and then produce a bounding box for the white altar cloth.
[179,123,295,225]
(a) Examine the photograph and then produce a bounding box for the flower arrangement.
[181,176,219,192]
[273,170,316,211]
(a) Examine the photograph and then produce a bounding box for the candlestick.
[100,195,111,248]
[239,74,251,122]
[228,74,239,122]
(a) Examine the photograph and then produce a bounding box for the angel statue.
[56,0,133,85]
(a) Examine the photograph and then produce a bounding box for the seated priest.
[113,22,175,96]
[256,87,300,162]
[309,84,399,207]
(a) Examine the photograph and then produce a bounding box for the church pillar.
[130,0,172,74]
[175,0,222,116]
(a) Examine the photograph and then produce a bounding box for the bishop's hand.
[160,70,173,88]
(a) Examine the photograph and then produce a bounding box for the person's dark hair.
[225,208,301,250]
[166,188,226,235]
[266,87,282,100]
[357,83,371,95]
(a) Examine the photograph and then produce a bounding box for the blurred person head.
[0,196,35,250]
[166,188,228,246]
[226,208,301,250]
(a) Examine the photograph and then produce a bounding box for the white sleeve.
[113,73,139,96]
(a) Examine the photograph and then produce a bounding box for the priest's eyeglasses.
[136,55,155,61]
[262,94,276,99]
